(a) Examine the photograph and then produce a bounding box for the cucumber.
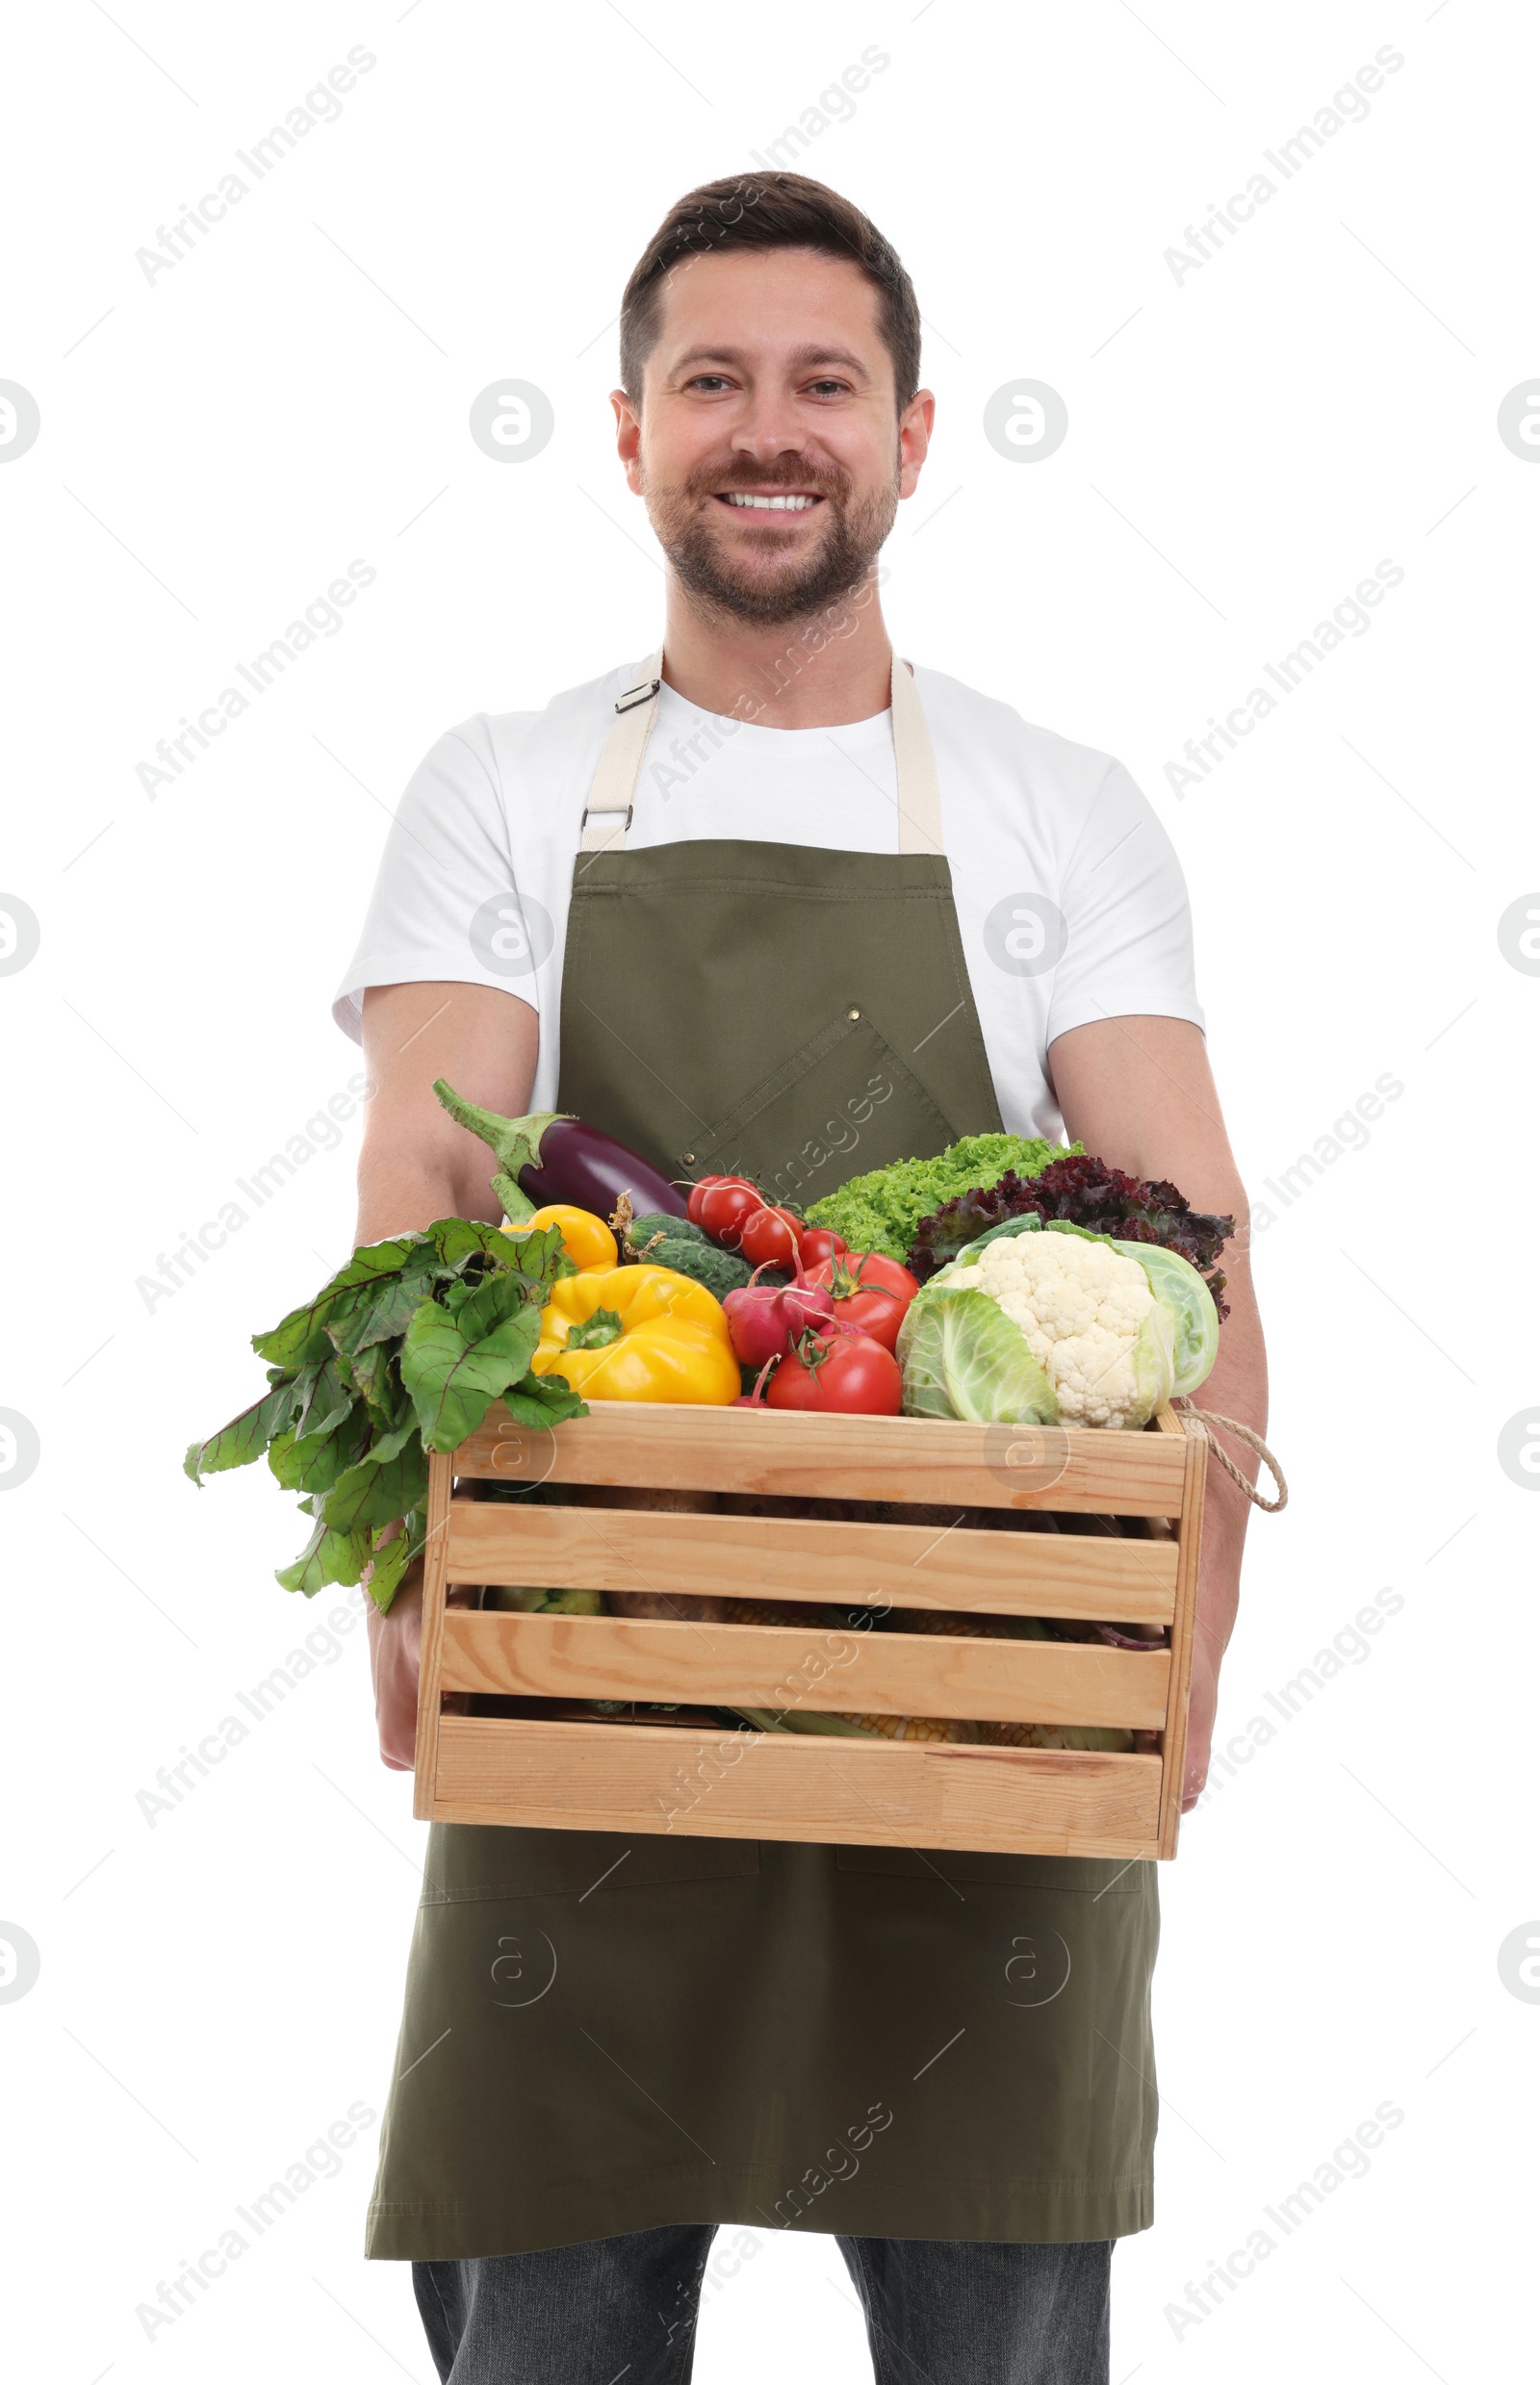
[644,1237,753,1298]
[627,1212,707,1249]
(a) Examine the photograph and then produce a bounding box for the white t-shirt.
[333,659,1204,1145]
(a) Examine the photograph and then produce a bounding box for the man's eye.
[687,375,732,393]
[808,380,849,398]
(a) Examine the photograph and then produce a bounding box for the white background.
[2,2,1534,2378]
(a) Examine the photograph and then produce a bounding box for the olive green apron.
[365,654,1160,2260]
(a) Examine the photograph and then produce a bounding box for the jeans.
[415,2226,1113,2383]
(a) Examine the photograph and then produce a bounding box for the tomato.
[766,1330,902,1416]
[687,1173,757,1228]
[739,1203,804,1270]
[795,1250,919,1353]
[698,1181,764,1246]
[796,1227,848,1268]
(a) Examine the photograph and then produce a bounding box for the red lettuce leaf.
[906,1154,1233,1318]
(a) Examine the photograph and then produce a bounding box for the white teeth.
[722,492,818,509]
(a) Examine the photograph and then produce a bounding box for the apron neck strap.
[578,648,944,856]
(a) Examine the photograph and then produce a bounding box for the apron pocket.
[835,1846,1148,1896]
[680,1013,959,1210]
[424,1824,760,1906]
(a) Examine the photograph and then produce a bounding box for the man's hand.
[1182,1630,1221,1812]
[368,1564,424,1770]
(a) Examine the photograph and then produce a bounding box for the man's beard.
[643,459,899,627]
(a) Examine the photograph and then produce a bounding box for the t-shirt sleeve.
[331,721,525,1044]
[1045,759,1205,1045]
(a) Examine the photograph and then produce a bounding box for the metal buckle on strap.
[580,804,633,833]
[614,676,661,714]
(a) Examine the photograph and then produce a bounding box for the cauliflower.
[947,1232,1175,1428]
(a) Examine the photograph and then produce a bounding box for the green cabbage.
[897,1286,1060,1425]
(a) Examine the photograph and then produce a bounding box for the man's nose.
[730,412,809,462]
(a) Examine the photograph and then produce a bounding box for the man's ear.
[897,389,936,500]
[611,388,643,493]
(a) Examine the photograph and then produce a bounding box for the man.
[338,173,1266,2385]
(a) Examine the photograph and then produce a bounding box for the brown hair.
[619,173,921,412]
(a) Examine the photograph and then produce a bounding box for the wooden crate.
[413,1400,1208,1860]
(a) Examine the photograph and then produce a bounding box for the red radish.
[722,1279,791,1369]
[739,1203,804,1270]
[765,1328,901,1416]
[778,1276,836,1338]
[686,1173,757,1228]
[733,1353,780,1406]
[723,1269,839,1367]
[797,1227,848,1267]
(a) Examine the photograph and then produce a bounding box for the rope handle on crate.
[1172,1399,1288,1513]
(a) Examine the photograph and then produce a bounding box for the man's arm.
[358,981,540,1766]
[355,981,540,1243]
[1047,1015,1266,1811]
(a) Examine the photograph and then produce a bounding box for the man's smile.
[713,489,825,512]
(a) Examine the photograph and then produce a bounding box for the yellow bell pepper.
[531,1264,739,1404]
[507,1203,617,1269]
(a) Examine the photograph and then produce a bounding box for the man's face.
[614,248,932,627]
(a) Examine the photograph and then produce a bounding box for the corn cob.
[730,1705,978,1743]
[975,1719,1135,1753]
[829,1711,979,1743]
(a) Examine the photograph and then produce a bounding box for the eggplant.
[434,1080,687,1223]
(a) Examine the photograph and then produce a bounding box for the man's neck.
[658,576,895,730]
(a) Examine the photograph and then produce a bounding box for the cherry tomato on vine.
[739,1204,804,1270]
[697,1181,764,1246]
[686,1173,757,1229]
[796,1227,848,1269]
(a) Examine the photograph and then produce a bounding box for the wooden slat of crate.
[445,1500,1180,1624]
[454,1400,1189,1515]
[438,1608,1171,1730]
[410,1423,456,1795]
[430,1715,1164,1858]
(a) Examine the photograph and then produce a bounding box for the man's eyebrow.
[668,343,873,378]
